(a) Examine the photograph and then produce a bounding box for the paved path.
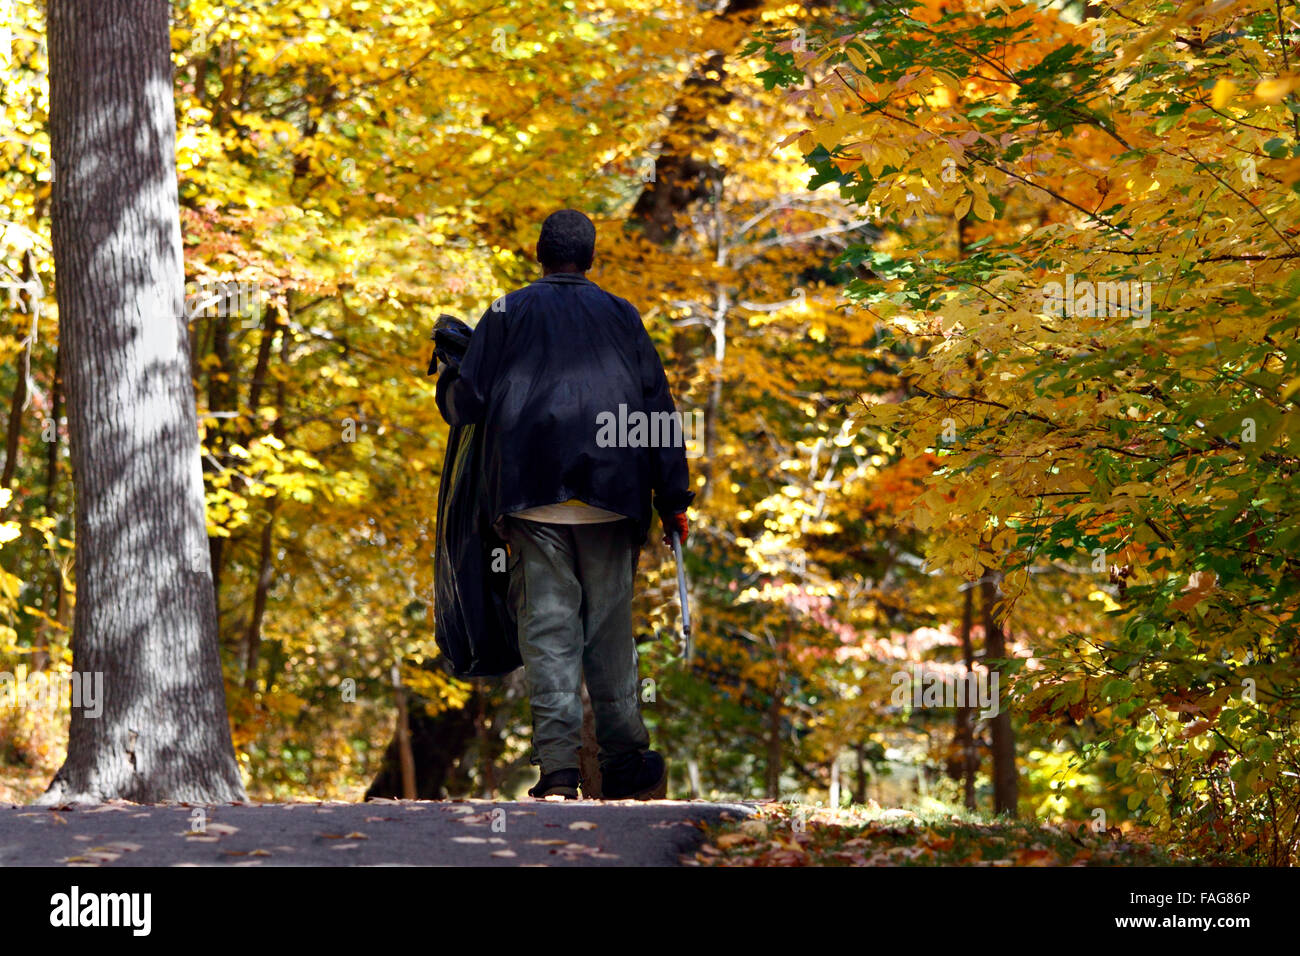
[0,799,755,867]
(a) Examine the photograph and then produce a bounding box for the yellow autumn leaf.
[1210,78,1236,109]
[1254,76,1299,103]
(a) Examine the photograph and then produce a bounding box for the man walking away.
[436,209,693,800]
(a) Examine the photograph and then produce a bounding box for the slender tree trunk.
[203,311,231,604]
[954,583,978,810]
[766,690,782,798]
[981,570,1018,815]
[1,254,39,488]
[854,742,868,805]
[364,689,478,800]
[242,497,279,689]
[698,286,727,502]
[240,315,287,689]
[392,666,416,800]
[40,0,245,804]
[578,681,603,798]
[765,623,787,799]
[1,343,27,490]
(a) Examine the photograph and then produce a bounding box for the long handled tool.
[670,530,692,660]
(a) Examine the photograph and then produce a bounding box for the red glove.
[662,510,689,547]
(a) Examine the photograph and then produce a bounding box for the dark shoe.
[528,768,580,799]
[600,750,666,800]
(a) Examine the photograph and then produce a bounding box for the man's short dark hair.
[537,209,596,271]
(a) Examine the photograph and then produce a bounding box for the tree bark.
[40,0,245,804]
[241,497,279,690]
[392,666,417,799]
[981,570,1018,816]
[854,742,868,805]
[952,583,978,810]
[766,687,783,799]
[2,363,27,489]
[0,256,32,488]
[365,690,478,801]
[765,622,788,799]
[240,307,287,689]
[578,681,603,798]
[475,680,497,798]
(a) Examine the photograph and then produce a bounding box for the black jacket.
[435,272,693,542]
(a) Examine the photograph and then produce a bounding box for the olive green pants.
[502,516,649,774]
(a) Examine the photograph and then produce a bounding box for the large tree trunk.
[39,0,245,805]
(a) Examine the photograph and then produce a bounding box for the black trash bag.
[430,314,521,677]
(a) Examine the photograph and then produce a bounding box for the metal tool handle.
[671,530,691,658]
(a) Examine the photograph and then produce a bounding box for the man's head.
[537,209,596,274]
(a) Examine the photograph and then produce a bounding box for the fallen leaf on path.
[922,830,954,851]
[1015,849,1057,866]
